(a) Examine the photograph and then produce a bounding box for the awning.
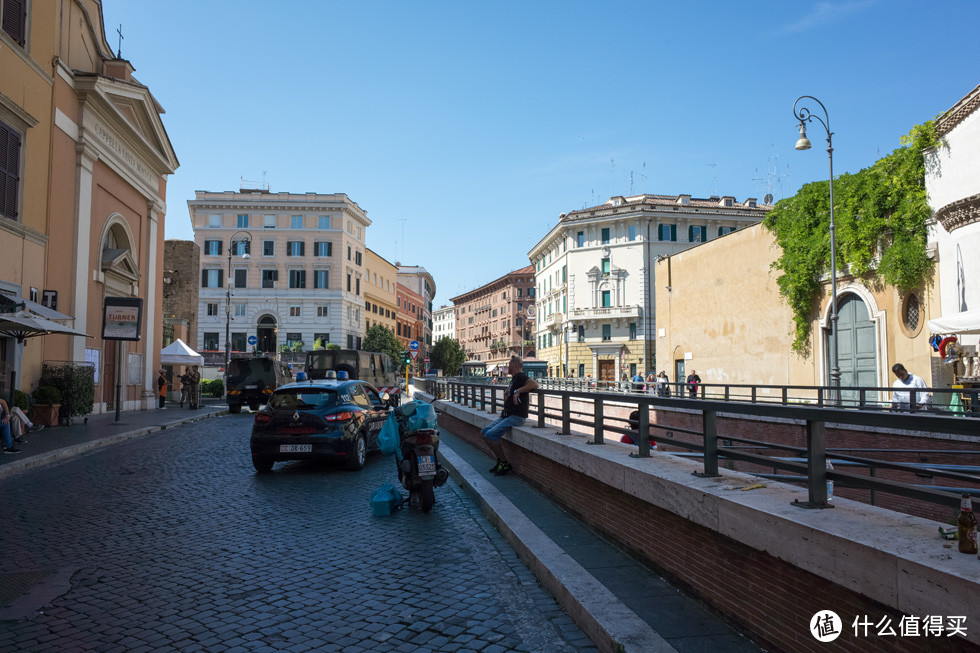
[0,311,93,343]
[161,338,205,366]
[928,310,980,335]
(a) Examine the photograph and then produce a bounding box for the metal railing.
[469,376,980,415]
[422,379,980,513]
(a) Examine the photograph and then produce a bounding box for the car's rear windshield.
[270,388,339,410]
[227,358,275,387]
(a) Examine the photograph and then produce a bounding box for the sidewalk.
[0,399,226,480]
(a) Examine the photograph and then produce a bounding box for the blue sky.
[103,1,980,305]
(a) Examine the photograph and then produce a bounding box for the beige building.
[655,222,938,397]
[1,1,178,411]
[529,194,768,380]
[450,266,535,373]
[189,189,370,359]
[364,248,397,335]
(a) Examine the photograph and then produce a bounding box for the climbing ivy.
[763,121,938,352]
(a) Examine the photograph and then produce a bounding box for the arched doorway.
[832,293,878,398]
[257,315,277,353]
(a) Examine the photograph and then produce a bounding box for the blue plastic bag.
[406,403,438,432]
[377,413,399,456]
[371,484,403,516]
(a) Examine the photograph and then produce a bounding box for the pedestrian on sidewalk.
[6,404,43,442]
[482,356,539,476]
[891,363,931,411]
[686,370,701,398]
[656,371,671,397]
[189,365,201,409]
[157,369,168,409]
[0,398,22,454]
[179,370,191,408]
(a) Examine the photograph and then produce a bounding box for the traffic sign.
[424,356,430,364]
[409,340,420,351]
[247,335,258,346]
[410,350,419,360]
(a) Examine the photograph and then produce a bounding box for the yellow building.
[364,248,398,335]
[1,1,178,410]
[655,223,938,397]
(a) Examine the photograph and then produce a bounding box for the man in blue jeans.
[482,356,538,476]
[0,398,22,454]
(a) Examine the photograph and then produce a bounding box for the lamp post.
[793,95,840,403]
[225,230,252,371]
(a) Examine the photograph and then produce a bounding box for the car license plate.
[246,384,258,389]
[280,444,312,453]
[417,455,436,477]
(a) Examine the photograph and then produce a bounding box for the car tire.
[346,434,367,471]
[229,404,241,414]
[249,403,260,411]
[420,479,435,513]
[252,456,273,473]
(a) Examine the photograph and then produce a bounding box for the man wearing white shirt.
[891,363,930,411]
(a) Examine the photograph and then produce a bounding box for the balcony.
[569,305,642,322]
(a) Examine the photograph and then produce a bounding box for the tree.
[430,338,467,376]
[362,324,403,364]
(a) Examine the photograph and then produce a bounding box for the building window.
[577,325,585,342]
[263,214,276,228]
[629,225,637,241]
[314,241,332,257]
[203,332,219,350]
[577,231,584,247]
[562,265,567,283]
[601,258,610,275]
[263,240,274,256]
[314,269,329,289]
[261,269,278,288]
[689,225,707,242]
[355,251,362,265]
[601,290,611,307]
[201,269,223,288]
[602,324,611,341]
[314,332,329,346]
[291,215,303,229]
[903,294,921,331]
[317,306,329,317]
[234,269,247,288]
[1,0,27,46]
[289,270,306,289]
[718,226,736,237]
[237,214,249,228]
[231,332,246,351]
[287,241,305,256]
[287,332,302,347]
[629,322,637,340]
[601,227,610,244]
[206,303,218,316]
[203,240,222,256]
[0,121,21,220]
[578,363,585,377]
[630,363,637,377]
[347,246,352,261]
[658,224,677,242]
[234,304,246,317]
[208,213,221,227]
[346,274,352,292]
[355,278,360,295]
[289,306,301,317]
[347,334,355,349]
[318,216,330,229]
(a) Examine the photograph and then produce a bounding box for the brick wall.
[440,411,979,653]
[163,240,201,350]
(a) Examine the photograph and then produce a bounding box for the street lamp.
[793,95,840,403]
[225,230,252,371]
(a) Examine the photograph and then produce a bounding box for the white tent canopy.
[161,338,204,366]
[928,310,980,335]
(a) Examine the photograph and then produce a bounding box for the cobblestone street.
[0,414,596,652]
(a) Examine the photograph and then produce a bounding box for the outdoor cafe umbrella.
[0,311,92,343]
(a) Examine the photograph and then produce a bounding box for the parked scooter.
[392,401,449,512]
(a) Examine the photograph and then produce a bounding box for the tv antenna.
[707,163,718,196]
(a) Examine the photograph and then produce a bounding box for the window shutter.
[300,241,305,256]
[218,269,224,288]
[2,0,27,47]
[273,270,279,281]
[201,269,208,287]
[0,123,21,220]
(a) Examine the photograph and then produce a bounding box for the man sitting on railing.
[891,363,931,411]
[482,356,539,476]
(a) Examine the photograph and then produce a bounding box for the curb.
[0,410,227,480]
[438,441,677,653]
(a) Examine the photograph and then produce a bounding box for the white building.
[432,305,455,343]
[189,189,370,360]
[927,83,980,348]
[528,194,769,379]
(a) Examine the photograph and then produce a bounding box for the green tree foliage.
[362,324,403,364]
[430,338,467,376]
[763,121,938,352]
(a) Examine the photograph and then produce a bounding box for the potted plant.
[31,385,62,427]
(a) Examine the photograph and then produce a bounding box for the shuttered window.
[2,0,27,48]
[0,120,21,220]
